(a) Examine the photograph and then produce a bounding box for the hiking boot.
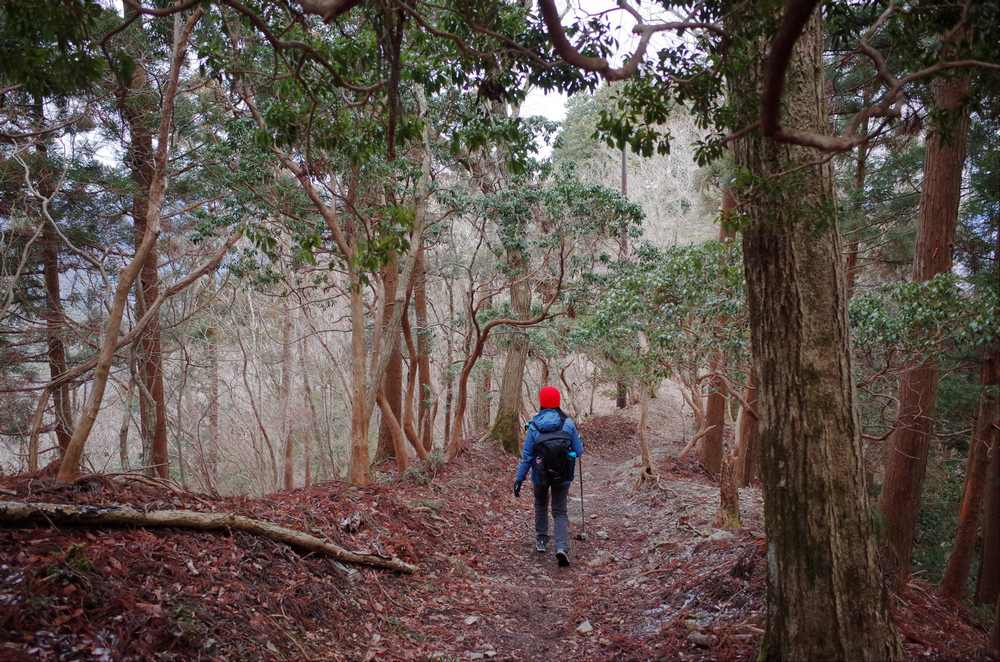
[556,549,570,567]
[535,540,547,553]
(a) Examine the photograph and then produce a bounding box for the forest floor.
[1,396,996,662]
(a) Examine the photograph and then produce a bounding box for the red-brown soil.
[1,406,995,661]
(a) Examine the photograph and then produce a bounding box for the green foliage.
[850,273,999,365]
[0,0,105,97]
[574,239,748,387]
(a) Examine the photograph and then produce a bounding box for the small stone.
[688,632,710,647]
[485,652,497,658]
[682,619,703,631]
[464,616,479,626]
[708,530,737,542]
[598,638,611,646]
[597,530,609,540]
[449,555,480,580]
[577,620,593,633]
[469,654,485,660]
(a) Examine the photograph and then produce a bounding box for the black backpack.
[530,414,573,487]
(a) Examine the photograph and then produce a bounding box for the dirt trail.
[367,396,770,662]
[1,394,993,661]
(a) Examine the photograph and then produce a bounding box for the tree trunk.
[732,9,903,660]
[376,391,409,474]
[56,10,201,483]
[637,378,654,475]
[280,306,295,490]
[976,389,1000,607]
[939,349,999,599]
[701,369,726,478]
[347,274,371,486]
[33,104,72,462]
[0,501,415,573]
[207,326,220,489]
[483,248,532,455]
[414,246,434,452]
[121,42,168,482]
[375,253,403,462]
[878,75,970,591]
[300,337,324,484]
[714,450,741,529]
[733,373,760,486]
[42,222,71,455]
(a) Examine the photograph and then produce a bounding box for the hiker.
[513,386,584,567]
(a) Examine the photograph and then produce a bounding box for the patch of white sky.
[518,0,689,158]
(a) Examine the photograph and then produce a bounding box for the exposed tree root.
[0,500,417,574]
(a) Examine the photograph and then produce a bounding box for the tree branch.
[0,500,416,573]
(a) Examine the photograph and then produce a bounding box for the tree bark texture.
[976,393,1000,607]
[483,249,531,456]
[714,451,741,529]
[732,10,903,661]
[57,11,202,483]
[42,217,71,455]
[733,373,760,486]
[702,370,726,478]
[414,247,434,452]
[347,277,371,486]
[939,349,999,599]
[878,75,970,591]
[0,501,415,574]
[375,253,403,461]
[32,118,73,460]
[121,48,169,481]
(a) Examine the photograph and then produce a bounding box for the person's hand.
[514,480,523,498]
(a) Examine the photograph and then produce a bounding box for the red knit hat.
[539,386,560,409]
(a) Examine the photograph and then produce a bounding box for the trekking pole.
[575,455,587,541]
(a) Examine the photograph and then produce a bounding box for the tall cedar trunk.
[375,254,402,462]
[734,373,760,486]
[57,10,201,482]
[347,274,371,485]
[32,110,73,458]
[976,388,1000,606]
[121,58,169,480]
[280,307,294,490]
[732,10,903,660]
[703,212,736,478]
[472,298,493,430]
[702,367,726,477]
[992,594,1000,653]
[714,450,741,528]
[42,209,71,454]
[615,148,628,412]
[483,249,531,455]
[443,277,454,450]
[940,348,999,599]
[878,75,970,591]
[414,246,434,451]
[638,378,653,473]
[401,315,422,449]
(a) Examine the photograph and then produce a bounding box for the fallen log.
[0,500,417,574]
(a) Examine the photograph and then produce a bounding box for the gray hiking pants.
[533,481,571,550]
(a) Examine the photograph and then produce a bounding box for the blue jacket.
[515,408,585,485]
